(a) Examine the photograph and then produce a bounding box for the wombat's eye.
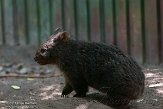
[40,48,46,53]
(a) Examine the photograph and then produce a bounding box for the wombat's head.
[34,28,70,65]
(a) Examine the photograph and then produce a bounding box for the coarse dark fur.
[34,28,145,107]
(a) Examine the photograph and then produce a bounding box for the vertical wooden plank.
[90,0,100,42]
[126,0,131,55]
[144,0,159,64]
[49,0,61,33]
[0,0,3,45]
[27,0,39,45]
[50,0,62,32]
[104,0,114,44]
[99,0,105,43]
[24,0,29,44]
[49,0,63,34]
[13,0,19,45]
[140,0,146,64]
[86,0,91,41]
[161,0,163,63]
[61,0,65,30]
[73,0,78,39]
[114,0,127,53]
[112,0,117,45]
[38,0,50,42]
[156,0,161,64]
[157,0,163,64]
[3,0,14,45]
[64,0,75,39]
[76,0,88,41]
[0,0,5,45]
[16,0,26,45]
[48,0,53,33]
[129,0,143,64]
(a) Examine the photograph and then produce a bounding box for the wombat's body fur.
[34,28,145,107]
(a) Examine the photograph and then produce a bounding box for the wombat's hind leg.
[72,81,88,97]
[61,83,73,97]
[73,87,88,97]
[107,94,130,108]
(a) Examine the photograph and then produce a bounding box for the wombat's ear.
[58,31,70,42]
[53,28,63,35]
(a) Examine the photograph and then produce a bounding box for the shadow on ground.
[0,69,163,109]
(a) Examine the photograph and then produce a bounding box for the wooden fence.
[0,0,163,65]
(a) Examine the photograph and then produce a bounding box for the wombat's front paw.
[61,84,73,97]
[61,90,70,97]
[61,94,68,98]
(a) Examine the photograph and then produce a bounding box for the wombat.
[34,28,145,107]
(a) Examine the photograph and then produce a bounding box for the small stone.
[16,63,23,70]
[5,68,11,74]
[11,85,21,90]
[45,69,53,73]
[18,68,28,74]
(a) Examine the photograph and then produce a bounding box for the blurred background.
[0,0,163,66]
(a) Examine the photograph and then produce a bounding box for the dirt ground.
[0,46,163,109]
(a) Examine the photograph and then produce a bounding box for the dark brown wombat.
[34,28,145,107]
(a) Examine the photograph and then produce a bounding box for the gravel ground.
[0,46,163,109]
